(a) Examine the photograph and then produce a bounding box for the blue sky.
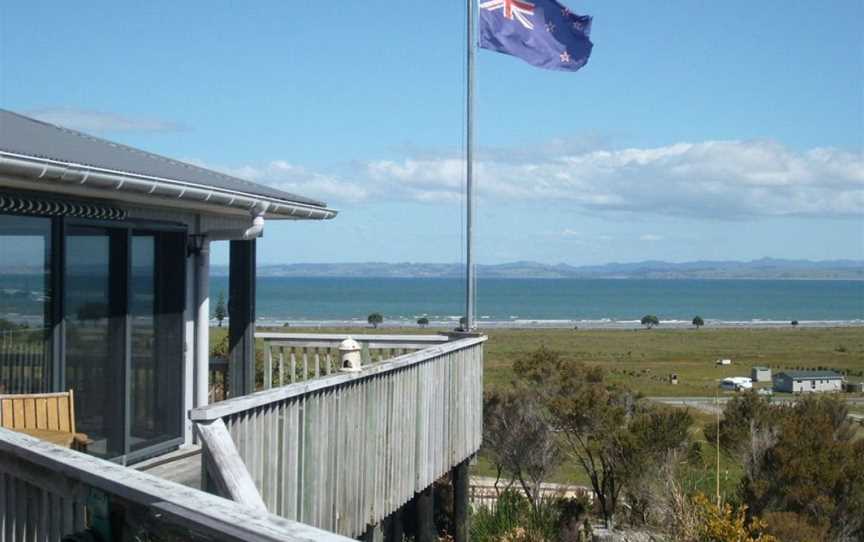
[1,0,861,265]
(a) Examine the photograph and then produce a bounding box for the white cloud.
[26,107,184,133]
[209,139,864,219]
[639,234,663,242]
[219,160,369,204]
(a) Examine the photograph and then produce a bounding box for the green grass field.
[250,325,864,397]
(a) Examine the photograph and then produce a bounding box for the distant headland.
[211,258,863,280]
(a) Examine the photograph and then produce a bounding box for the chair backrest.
[0,389,76,433]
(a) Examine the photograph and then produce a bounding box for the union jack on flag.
[478,0,593,72]
[479,0,536,30]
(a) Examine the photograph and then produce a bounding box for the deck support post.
[228,239,256,396]
[385,506,404,542]
[453,459,471,542]
[416,486,436,542]
[361,522,384,542]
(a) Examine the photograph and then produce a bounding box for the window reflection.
[0,215,51,393]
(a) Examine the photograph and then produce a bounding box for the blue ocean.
[209,277,864,328]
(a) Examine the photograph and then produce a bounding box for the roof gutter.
[0,151,337,220]
[208,202,268,241]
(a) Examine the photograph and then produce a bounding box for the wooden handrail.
[0,427,352,542]
[193,336,486,421]
[256,332,449,344]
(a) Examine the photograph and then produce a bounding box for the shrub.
[762,512,829,542]
[470,491,587,542]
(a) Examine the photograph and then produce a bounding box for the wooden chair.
[0,389,90,451]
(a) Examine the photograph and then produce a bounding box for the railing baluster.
[264,346,273,390]
[278,346,285,387]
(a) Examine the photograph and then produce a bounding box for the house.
[773,370,844,393]
[751,366,772,382]
[720,376,752,391]
[0,110,484,541]
[716,358,732,366]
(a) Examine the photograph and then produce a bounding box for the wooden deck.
[134,446,204,489]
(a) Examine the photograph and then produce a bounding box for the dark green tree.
[417,317,429,328]
[692,315,705,329]
[76,302,107,325]
[790,320,799,328]
[641,314,660,329]
[713,394,864,540]
[214,291,227,327]
[367,312,383,328]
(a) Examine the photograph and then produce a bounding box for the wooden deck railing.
[0,329,50,394]
[255,333,450,389]
[191,335,486,538]
[0,427,352,542]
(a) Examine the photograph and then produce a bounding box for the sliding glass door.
[1,203,187,462]
[64,222,185,461]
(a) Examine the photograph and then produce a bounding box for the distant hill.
[210,258,864,280]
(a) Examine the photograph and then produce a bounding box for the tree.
[641,314,660,329]
[483,387,562,512]
[714,395,864,540]
[459,316,468,329]
[214,291,227,327]
[512,346,690,529]
[367,312,383,328]
[692,315,704,329]
[417,317,429,328]
[76,302,107,325]
[790,320,799,328]
[620,408,694,524]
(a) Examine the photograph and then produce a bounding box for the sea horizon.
[207,276,864,328]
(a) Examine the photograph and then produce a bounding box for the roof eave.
[0,151,338,220]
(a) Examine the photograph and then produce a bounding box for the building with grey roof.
[773,370,844,393]
[0,109,335,459]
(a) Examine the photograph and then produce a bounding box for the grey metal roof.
[776,370,843,380]
[0,109,328,208]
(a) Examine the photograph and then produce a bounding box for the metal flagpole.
[465,0,476,331]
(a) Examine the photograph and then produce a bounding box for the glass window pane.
[65,226,125,458]
[129,231,184,452]
[0,214,52,393]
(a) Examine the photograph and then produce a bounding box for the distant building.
[716,358,732,366]
[773,371,843,393]
[751,366,772,382]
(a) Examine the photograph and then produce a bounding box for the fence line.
[256,333,450,390]
[193,336,486,538]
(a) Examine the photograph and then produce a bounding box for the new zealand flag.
[479,0,593,72]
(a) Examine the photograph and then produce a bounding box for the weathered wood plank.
[191,337,486,421]
[195,418,267,512]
